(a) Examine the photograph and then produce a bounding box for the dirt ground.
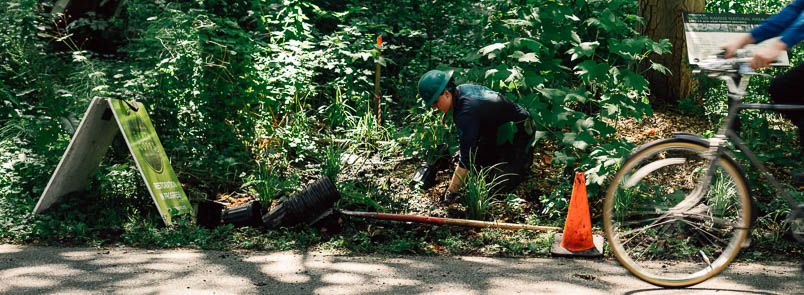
[212,110,714,217]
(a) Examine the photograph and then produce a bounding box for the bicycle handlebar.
[694,49,775,77]
[694,57,755,76]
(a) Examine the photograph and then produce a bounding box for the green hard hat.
[417,69,453,107]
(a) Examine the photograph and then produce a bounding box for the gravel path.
[0,244,800,294]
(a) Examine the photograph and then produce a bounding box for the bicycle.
[602,55,804,287]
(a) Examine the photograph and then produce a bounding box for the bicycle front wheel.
[603,139,752,287]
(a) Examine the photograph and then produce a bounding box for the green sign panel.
[109,98,192,224]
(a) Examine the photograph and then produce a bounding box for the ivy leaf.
[594,120,616,137]
[525,72,545,87]
[585,165,606,186]
[602,104,619,117]
[375,56,388,67]
[651,39,672,55]
[585,9,620,32]
[552,151,576,165]
[574,60,609,84]
[570,31,581,45]
[479,42,507,56]
[505,66,523,83]
[609,37,646,60]
[536,88,566,101]
[564,133,589,150]
[527,100,548,117]
[510,51,540,63]
[619,69,649,92]
[343,50,372,61]
[650,62,671,75]
[564,90,587,104]
[562,132,595,150]
[532,130,547,142]
[485,68,499,79]
[574,117,595,132]
[518,38,544,53]
[567,41,599,61]
[555,106,574,125]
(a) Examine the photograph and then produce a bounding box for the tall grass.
[322,143,342,182]
[462,154,507,220]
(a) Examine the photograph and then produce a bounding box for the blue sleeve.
[780,10,804,47]
[750,0,804,46]
[456,118,479,169]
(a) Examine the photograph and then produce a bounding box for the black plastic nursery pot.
[222,201,264,228]
[197,200,264,228]
[262,176,340,229]
[196,200,225,229]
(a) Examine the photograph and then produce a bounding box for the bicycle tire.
[603,138,752,287]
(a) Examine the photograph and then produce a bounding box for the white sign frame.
[34,97,192,225]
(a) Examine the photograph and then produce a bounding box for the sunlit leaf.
[650,62,671,75]
[567,41,599,61]
[510,51,540,63]
[479,43,507,56]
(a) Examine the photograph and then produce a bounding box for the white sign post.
[34,97,193,225]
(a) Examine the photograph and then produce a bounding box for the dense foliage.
[0,0,800,255]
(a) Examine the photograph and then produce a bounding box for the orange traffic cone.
[550,171,603,257]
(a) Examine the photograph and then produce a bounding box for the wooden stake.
[374,36,382,126]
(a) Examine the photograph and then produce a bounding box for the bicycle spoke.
[682,212,740,229]
[620,216,666,226]
[681,218,731,246]
[618,217,678,246]
[637,223,675,261]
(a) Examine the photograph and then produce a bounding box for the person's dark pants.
[474,120,533,193]
[769,63,804,155]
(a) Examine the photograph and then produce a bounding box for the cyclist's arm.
[750,0,804,46]
[777,10,804,48]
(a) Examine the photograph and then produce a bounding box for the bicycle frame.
[702,73,804,210]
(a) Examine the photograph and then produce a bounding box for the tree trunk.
[639,0,705,103]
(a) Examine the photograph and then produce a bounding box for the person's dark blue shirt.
[452,84,529,168]
[751,0,804,47]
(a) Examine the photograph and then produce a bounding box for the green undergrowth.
[0,0,801,261]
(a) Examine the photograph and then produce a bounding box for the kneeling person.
[417,70,534,202]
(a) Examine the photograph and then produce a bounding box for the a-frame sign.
[34,97,193,225]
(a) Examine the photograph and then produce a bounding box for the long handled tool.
[338,209,560,231]
[261,176,560,232]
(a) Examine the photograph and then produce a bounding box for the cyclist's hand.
[751,40,787,69]
[719,34,754,58]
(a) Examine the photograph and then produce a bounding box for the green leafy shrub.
[10,0,799,256]
[456,0,668,204]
